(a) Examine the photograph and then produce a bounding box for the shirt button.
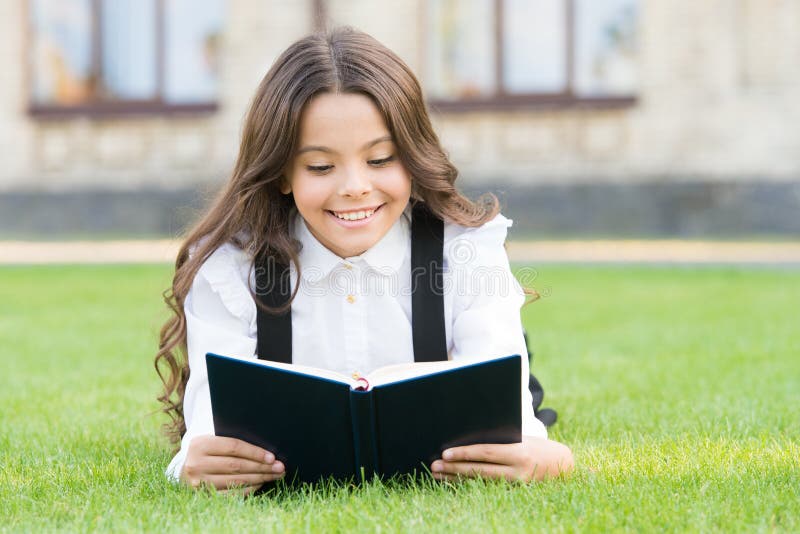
[346,295,356,304]
[343,263,353,270]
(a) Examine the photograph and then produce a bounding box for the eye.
[368,155,395,166]
[307,165,333,174]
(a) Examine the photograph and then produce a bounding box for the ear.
[279,176,292,195]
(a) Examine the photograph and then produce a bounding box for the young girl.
[155,27,573,494]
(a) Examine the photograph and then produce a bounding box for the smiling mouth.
[327,204,384,221]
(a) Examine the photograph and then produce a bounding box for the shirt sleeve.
[164,244,258,482]
[446,213,548,439]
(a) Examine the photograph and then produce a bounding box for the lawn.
[1,263,798,532]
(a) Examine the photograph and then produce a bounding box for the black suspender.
[254,252,293,364]
[254,201,448,364]
[409,202,448,362]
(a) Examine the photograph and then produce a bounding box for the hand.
[180,435,285,495]
[430,436,573,483]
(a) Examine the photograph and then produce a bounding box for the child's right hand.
[180,435,285,494]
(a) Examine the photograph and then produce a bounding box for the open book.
[206,352,522,484]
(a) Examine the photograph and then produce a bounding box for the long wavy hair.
[155,26,538,447]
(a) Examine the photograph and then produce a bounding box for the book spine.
[349,390,379,482]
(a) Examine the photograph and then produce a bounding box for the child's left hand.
[430,436,573,483]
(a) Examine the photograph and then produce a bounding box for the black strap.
[254,201,448,363]
[409,202,448,362]
[254,254,293,363]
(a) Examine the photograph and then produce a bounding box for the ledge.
[28,102,219,119]
[427,95,637,113]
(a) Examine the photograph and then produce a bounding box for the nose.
[338,166,372,198]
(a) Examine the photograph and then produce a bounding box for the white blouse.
[166,203,547,480]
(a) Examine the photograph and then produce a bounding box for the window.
[426,0,638,109]
[28,0,224,116]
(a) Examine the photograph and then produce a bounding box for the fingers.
[200,455,285,476]
[431,439,575,483]
[431,459,517,481]
[429,443,529,482]
[441,443,524,465]
[183,435,285,492]
[196,435,275,463]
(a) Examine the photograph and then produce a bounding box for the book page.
[244,354,519,391]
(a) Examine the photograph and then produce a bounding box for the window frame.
[424,0,638,112]
[25,0,219,118]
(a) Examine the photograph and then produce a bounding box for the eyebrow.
[295,134,393,155]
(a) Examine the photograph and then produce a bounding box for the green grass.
[1,264,798,532]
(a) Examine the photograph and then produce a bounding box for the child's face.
[282,92,412,259]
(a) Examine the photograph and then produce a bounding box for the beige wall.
[1,0,798,193]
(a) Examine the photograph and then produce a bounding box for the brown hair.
[155,26,537,447]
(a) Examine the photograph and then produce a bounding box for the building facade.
[1,0,798,237]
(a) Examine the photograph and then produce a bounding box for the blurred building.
[1,0,798,237]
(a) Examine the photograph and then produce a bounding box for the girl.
[155,27,573,494]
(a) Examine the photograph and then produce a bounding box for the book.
[205,352,522,484]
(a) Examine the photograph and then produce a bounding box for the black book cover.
[206,352,522,484]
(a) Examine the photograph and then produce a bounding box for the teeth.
[333,208,376,221]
